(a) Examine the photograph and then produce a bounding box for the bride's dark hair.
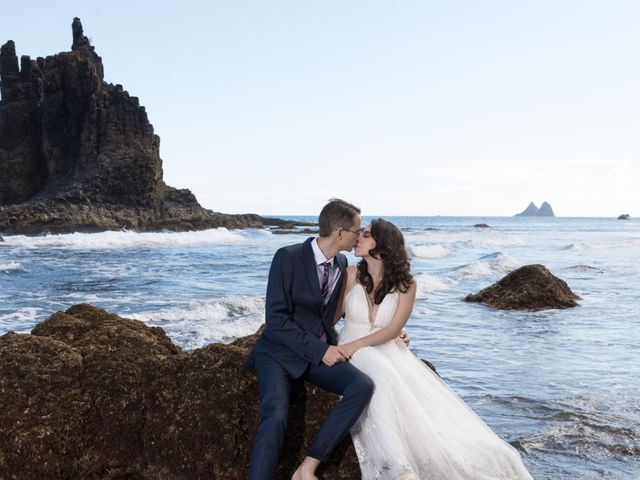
[357,218,413,304]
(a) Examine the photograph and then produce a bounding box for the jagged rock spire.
[71,17,91,51]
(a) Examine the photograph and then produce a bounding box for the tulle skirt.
[339,324,533,480]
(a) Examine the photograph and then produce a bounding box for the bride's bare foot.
[291,466,319,480]
[291,456,321,480]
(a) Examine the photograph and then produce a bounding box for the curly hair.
[357,218,413,304]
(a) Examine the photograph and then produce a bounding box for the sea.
[1,216,638,479]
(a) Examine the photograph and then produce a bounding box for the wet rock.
[0,304,360,479]
[0,19,299,234]
[618,214,630,220]
[473,223,490,228]
[464,264,580,310]
[0,234,3,242]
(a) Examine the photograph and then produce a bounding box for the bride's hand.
[341,341,360,358]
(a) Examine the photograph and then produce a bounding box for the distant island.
[515,201,555,217]
[0,18,296,234]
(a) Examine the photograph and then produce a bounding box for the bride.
[335,219,533,480]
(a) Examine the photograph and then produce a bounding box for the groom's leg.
[305,362,374,462]
[249,353,293,480]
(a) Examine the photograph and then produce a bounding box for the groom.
[247,198,374,480]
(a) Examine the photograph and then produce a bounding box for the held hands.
[340,341,360,358]
[321,345,351,366]
[321,332,409,367]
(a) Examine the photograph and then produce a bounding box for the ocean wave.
[5,228,247,250]
[405,231,525,250]
[465,235,526,249]
[408,244,450,259]
[452,251,520,278]
[0,261,23,273]
[476,394,640,459]
[129,296,265,350]
[0,307,42,333]
[561,242,587,251]
[414,273,456,298]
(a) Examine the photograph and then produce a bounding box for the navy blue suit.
[247,238,374,479]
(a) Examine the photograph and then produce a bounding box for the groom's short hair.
[318,198,361,237]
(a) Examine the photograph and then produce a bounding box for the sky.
[2,1,639,216]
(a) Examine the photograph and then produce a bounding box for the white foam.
[414,273,455,298]
[0,261,22,272]
[0,307,41,333]
[454,261,494,278]
[130,296,265,350]
[409,244,449,259]
[453,252,520,278]
[5,228,247,250]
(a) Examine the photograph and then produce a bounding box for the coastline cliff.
[0,18,293,234]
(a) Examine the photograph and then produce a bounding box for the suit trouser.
[248,352,374,480]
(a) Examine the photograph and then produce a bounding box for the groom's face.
[338,215,362,252]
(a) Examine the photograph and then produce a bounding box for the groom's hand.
[322,345,350,366]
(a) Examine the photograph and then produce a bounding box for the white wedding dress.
[338,283,534,480]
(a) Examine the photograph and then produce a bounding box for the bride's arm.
[333,266,356,324]
[341,279,417,356]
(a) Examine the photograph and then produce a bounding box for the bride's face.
[354,224,376,258]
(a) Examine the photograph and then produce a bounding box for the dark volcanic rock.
[464,264,580,310]
[0,19,290,234]
[473,223,490,228]
[618,213,630,220]
[0,304,360,479]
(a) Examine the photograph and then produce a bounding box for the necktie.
[320,261,331,304]
[319,261,331,342]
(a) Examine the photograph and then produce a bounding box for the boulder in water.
[618,214,630,220]
[464,264,580,310]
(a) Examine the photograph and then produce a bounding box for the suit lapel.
[302,238,323,311]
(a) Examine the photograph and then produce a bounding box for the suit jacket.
[247,237,347,379]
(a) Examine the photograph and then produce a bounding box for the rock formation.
[0,18,293,234]
[464,264,580,310]
[618,213,630,220]
[0,304,361,479]
[515,202,555,217]
[538,202,554,216]
[473,223,490,228]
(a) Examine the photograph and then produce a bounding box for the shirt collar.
[312,237,334,267]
